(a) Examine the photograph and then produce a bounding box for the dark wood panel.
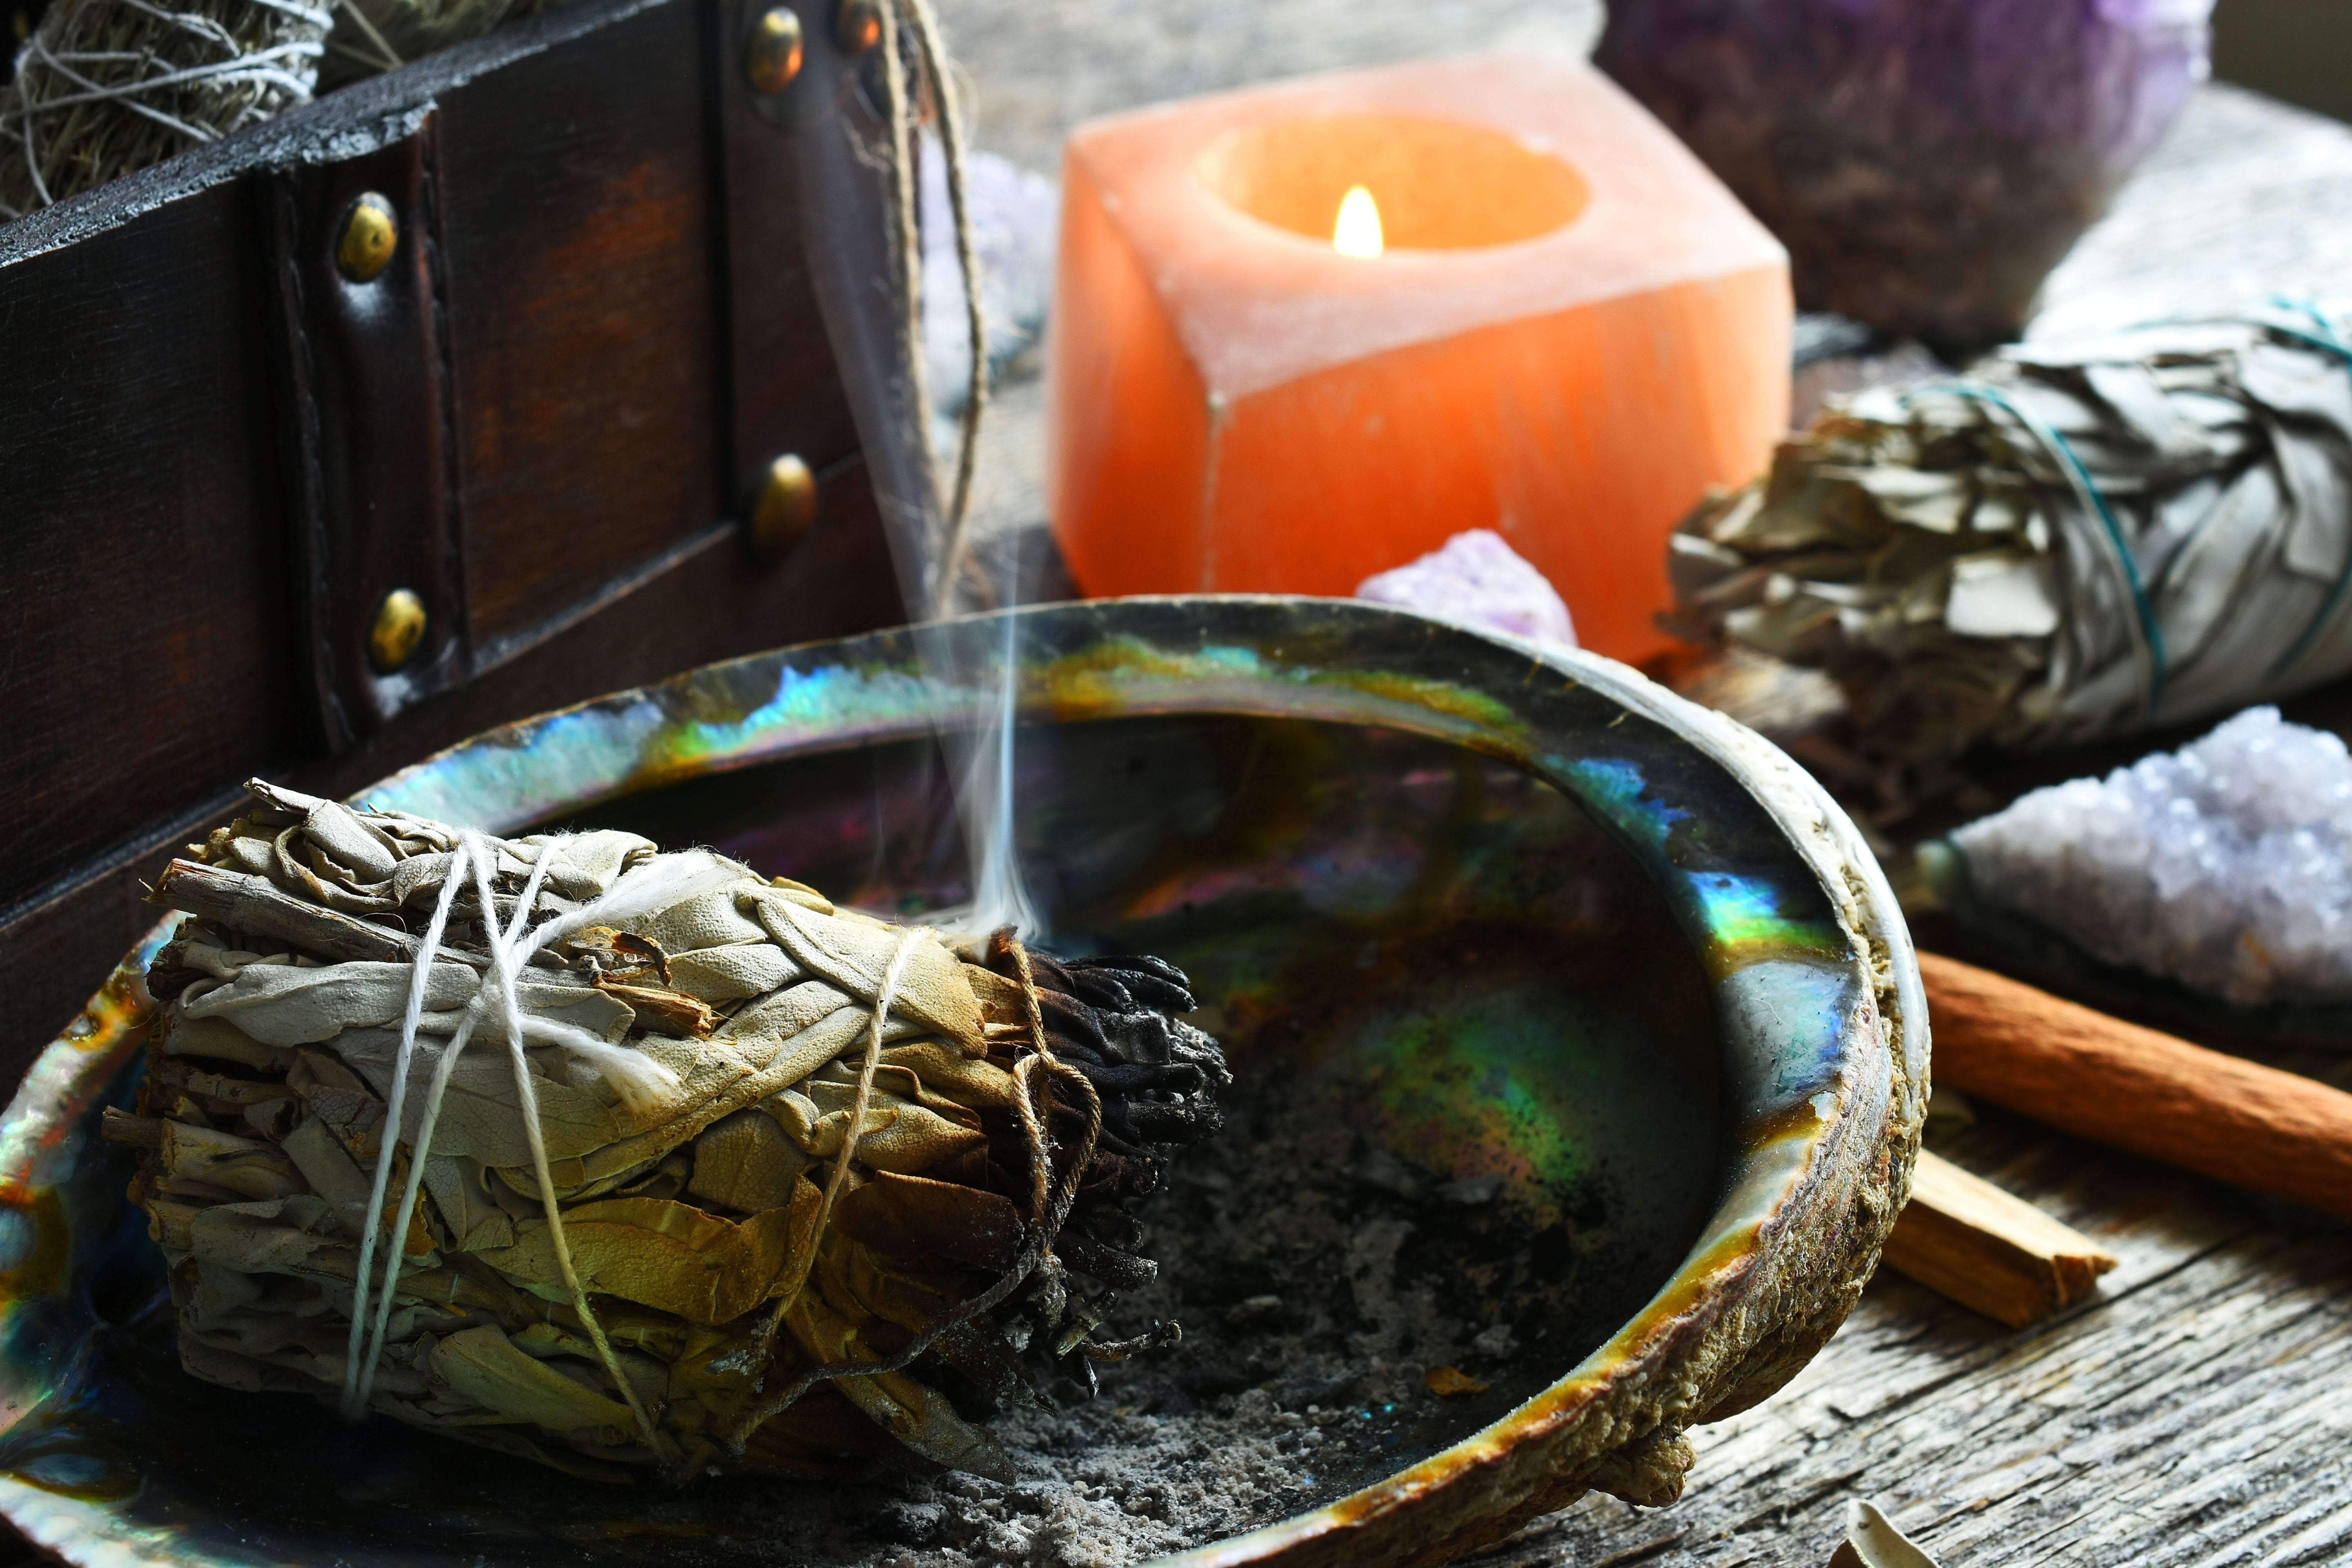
[719,0,864,505]
[0,0,919,1089]
[0,456,900,1083]
[0,183,305,911]
[439,0,729,649]
[330,455,902,781]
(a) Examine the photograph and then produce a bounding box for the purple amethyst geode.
[1598,0,2213,351]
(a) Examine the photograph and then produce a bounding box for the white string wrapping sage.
[338,835,751,1449]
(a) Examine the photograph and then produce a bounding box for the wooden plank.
[0,180,308,913]
[436,0,729,651]
[1465,1111,2350,1567]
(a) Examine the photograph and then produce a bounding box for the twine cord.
[348,834,568,1411]
[864,0,987,615]
[718,930,1102,1459]
[760,926,925,1336]
[339,834,686,1462]
[719,924,928,1450]
[340,836,472,1417]
[899,0,987,617]
[353,985,483,1405]
[326,0,403,76]
[999,929,1096,1234]
[463,835,668,1462]
[874,0,927,555]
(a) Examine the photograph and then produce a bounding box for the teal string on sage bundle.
[2262,297,2352,681]
[1935,381,2169,724]
[1669,301,2352,771]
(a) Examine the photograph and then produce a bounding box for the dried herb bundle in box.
[1670,304,2352,772]
[112,781,1228,1483]
[1,0,332,218]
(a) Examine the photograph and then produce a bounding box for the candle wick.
[1334,185,1383,258]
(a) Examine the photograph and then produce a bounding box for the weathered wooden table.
[932,4,2352,1561]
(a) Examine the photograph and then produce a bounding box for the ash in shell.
[111,780,1229,1483]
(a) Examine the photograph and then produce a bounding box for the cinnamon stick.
[1920,951,2352,1221]
[1881,1149,2116,1327]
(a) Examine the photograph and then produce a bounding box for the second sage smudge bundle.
[113,782,1227,1482]
[1672,303,2352,775]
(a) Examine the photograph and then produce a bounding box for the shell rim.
[0,594,1923,1568]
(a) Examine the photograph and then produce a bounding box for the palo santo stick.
[1920,951,2352,1222]
[1882,1149,2116,1327]
[1827,1500,1942,1568]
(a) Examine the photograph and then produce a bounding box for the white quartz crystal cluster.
[1954,706,2352,1004]
[1355,529,1578,648]
[921,140,1060,415]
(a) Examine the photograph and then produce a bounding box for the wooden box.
[0,0,927,1082]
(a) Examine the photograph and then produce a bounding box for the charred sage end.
[957,940,1231,1402]
[131,780,1225,1484]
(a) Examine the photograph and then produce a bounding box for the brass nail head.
[834,0,880,52]
[745,6,804,93]
[336,193,399,283]
[750,454,820,561]
[369,588,428,673]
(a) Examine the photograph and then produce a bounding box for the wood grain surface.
[927,3,2352,1560]
[1472,1103,2352,1567]
[438,0,728,649]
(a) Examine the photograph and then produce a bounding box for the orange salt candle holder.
[1048,55,1793,666]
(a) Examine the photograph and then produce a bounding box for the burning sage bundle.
[111,782,1228,1483]
[1670,303,2352,767]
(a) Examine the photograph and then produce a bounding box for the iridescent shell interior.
[0,598,1918,1568]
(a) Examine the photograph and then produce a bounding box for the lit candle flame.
[1333,185,1383,258]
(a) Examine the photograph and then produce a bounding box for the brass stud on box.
[336,193,399,283]
[834,0,880,53]
[749,454,819,562]
[369,588,428,673]
[745,7,804,93]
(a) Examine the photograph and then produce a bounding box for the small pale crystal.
[921,140,1060,416]
[1953,706,2352,1004]
[1354,530,1578,648]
